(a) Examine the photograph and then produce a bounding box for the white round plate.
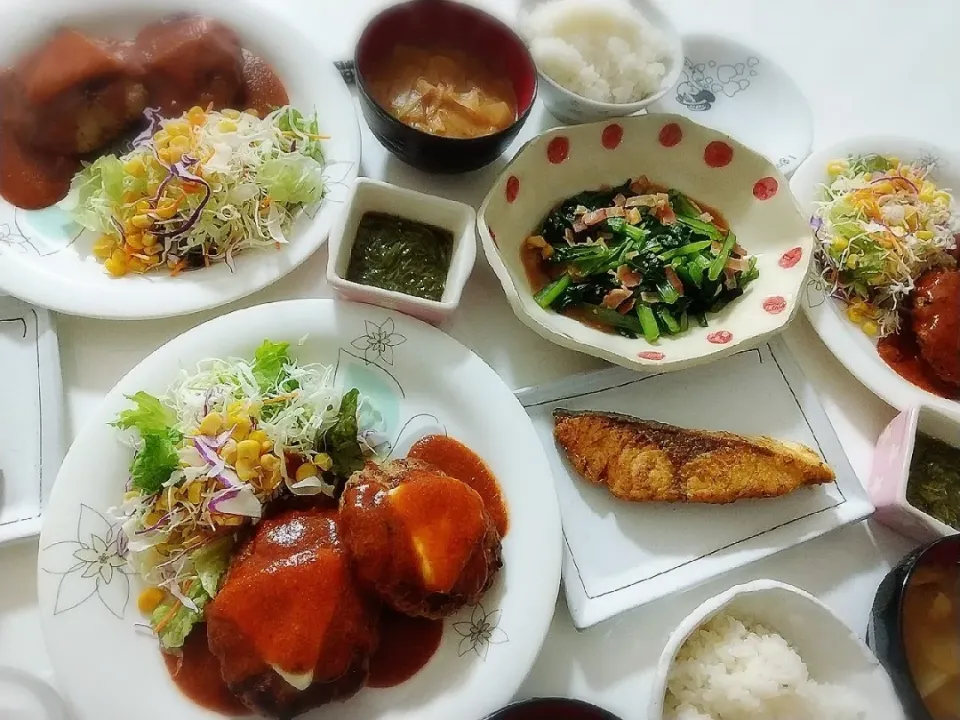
[649,33,813,177]
[37,300,562,720]
[790,137,960,419]
[0,0,360,320]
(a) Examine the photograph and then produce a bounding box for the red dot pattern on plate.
[763,296,787,314]
[707,330,733,345]
[547,136,570,164]
[658,123,682,147]
[505,176,520,203]
[753,176,778,200]
[704,141,733,168]
[779,247,803,268]
[638,351,665,361]
[602,123,624,150]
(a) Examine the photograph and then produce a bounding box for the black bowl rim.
[887,534,960,715]
[353,0,539,147]
[482,697,623,720]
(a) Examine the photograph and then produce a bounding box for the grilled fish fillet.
[553,409,835,504]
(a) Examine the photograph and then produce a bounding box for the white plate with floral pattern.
[37,299,562,720]
[478,113,814,375]
[0,0,359,320]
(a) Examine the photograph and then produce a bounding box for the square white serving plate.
[0,296,64,545]
[516,338,874,628]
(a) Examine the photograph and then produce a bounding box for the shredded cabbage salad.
[110,340,383,650]
[59,106,326,277]
[813,154,959,337]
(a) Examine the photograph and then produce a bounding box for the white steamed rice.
[521,0,669,104]
[665,613,868,720]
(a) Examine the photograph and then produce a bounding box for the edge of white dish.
[648,32,813,177]
[326,178,477,325]
[648,579,905,720]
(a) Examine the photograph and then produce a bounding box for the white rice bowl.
[521,0,669,104]
[665,613,867,720]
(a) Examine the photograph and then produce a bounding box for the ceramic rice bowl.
[477,114,814,373]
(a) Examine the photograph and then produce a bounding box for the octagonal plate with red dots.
[478,113,813,374]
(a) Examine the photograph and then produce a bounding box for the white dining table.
[1,0,949,717]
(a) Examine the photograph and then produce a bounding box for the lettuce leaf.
[256,156,325,204]
[318,388,363,477]
[130,430,181,495]
[251,339,291,392]
[58,155,126,233]
[114,392,177,435]
[150,539,234,650]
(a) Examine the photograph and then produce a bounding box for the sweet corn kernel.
[142,232,159,247]
[153,202,178,220]
[217,119,237,133]
[845,254,858,269]
[130,214,153,229]
[236,439,261,463]
[248,430,268,444]
[227,401,245,415]
[260,440,274,453]
[260,453,280,472]
[261,469,282,491]
[143,510,163,527]
[229,415,252,441]
[92,235,115,259]
[826,160,848,177]
[125,156,146,177]
[135,199,151,212]
[831,237,849,252]
[128,257,146,273]
[153,130,170,145]
[144,242,163,256]
[166,120,189,136]
[915,230,934,240]
[933,191,952,205]
[167,148,185,164]
[137,587,166,615]
[186,482,202,505]
[244,108,259,118]
[187,106,206,124]
[221,439,238,466]
[170,135,191,152]
[216,514,245,526]
[295,463,318,481]
[314,453,333,472]
[222,109,241,120]
[236,459,258,482]
[104,258,127,277]
[862,321,878,336]
[886,156,900,168]
[198,412,224,436]
[122,190,139,204]
[126,232,144,250]
[143,255,161,266]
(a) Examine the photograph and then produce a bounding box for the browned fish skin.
[553,409,835,504]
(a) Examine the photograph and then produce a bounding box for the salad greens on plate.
[110,340,381,649]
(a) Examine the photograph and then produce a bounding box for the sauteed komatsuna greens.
[523,177,759,342]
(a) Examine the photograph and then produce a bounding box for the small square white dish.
[0,296,64,545]
[516,338,874,629]
[870,405,959,542]
[326,178,477,325]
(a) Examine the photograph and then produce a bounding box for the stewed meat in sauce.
[205,508,379,718]
[3,29,146,155]
[340,458,503,619]
[135,16,244,117]
[913,268,960,387]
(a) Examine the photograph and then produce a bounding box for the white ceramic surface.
[0,0,360,320]
[327,179,477,325]
[516,0,683,124]
[479,113,814,374]
[37,299,562,720]
[870,405,960,541]
[648,580,905,719]
[648,33,813,176]
[790,137,960,419]
[0,296,63,546]
[517,339,874,628]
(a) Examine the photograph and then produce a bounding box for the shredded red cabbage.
[132,108,165,149]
